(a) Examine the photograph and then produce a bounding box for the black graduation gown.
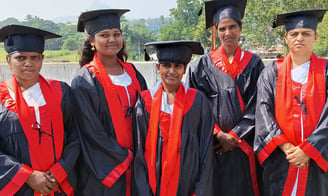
[186,52,264,196]
[71,64,147,196]
[0,81,80,195]
[254,59,328,196]
[132,85,215,196]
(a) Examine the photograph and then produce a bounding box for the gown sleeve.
[71,69,132,188]
[0,99,34,194]
[131,93,153,196]
[193,92,215,196]
[298,66,328,172]
[254,62,289,165]
[230,55,265,141]
[48,82,80,194]
[0,151,33,195]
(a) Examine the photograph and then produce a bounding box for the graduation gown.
[71,53,147,196]
[254,53,328,196]
[0,75,80,196]
[186,46,264,196]
[132,83,214,196]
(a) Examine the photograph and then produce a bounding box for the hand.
[214,131,241,154]
[286,146,310,168]
[279,142,296,155]
[46,171,59,188]
[26,170,58,195]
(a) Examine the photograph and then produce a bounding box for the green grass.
[0,50,7,63]
[44,50,79,63]
[0,50,79,63]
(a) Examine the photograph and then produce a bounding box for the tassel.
[198,7,203,16]
[144,46,150,61]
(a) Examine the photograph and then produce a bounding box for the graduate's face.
[157,63,186,89]
[90,28,123,57]
[217,18,241,49]
[7,52,43,85]
[284,28,318,55]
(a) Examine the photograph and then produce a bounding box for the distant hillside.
[52,16,78,24]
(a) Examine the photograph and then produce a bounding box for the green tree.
[243,0,328,56]
[193,11,211,49]
[59,24,85,51]
[160,0,202,40]
[122,19,158,61]
[0,18,21,27]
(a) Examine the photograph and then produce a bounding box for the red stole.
[211,46,261,196]
[275,53,326,145]
[85,52,141,149]
[144,83,195,196]
[11,75,64,196]
[85,53,141,196]
[275,53,326,196]
[210,46,253,113]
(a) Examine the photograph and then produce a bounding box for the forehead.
[217,18,239,27]
[287,28,315,34]
[96,28,121,34]
[158,62,185,66]
[10,51,42,57]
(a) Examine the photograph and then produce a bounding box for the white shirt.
[291,61,310,84]
[150,81,188,114]
[228,51,245,63]
[108,70,133,107]
[9,82,46,124]
[108,71,132,86]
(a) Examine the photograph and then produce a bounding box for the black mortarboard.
[77,9,129,36]
[0,25,61,55]
[205,0,247,28]
[144,40,204,65]
[273,9,328,32]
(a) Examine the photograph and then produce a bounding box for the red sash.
[12,75,64,196]
[86,52,141,149]
[144,84,196,196]
[275,53,326,195]
[210,46,253,113]
[275,53,326,145]
[210,46,260,196]
[85,53,141,195]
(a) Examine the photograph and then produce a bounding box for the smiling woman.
[132,41,215,196]
[71,9,147,196]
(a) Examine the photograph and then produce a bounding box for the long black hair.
[78,36,129,67]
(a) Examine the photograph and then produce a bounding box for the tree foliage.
[243,0,328,56]
[0,15,158,61]
[122,18,158,61]
[162,0,328,57]
[160,0,202,40]
[1,0,328,61]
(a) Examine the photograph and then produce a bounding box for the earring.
[91,43,96,51]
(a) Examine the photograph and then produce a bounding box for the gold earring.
[91,43,96,51]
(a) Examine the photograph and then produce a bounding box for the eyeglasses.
[31,121,57,162]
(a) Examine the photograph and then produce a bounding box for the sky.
[0,0,177,22]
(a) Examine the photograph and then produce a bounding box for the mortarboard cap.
[77,9,129,36]
[273,9,328,32]
[205,0,247,28]
[144,40,204,65]
[0,25,61,55]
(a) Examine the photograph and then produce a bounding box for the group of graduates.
[0,0,328,195]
